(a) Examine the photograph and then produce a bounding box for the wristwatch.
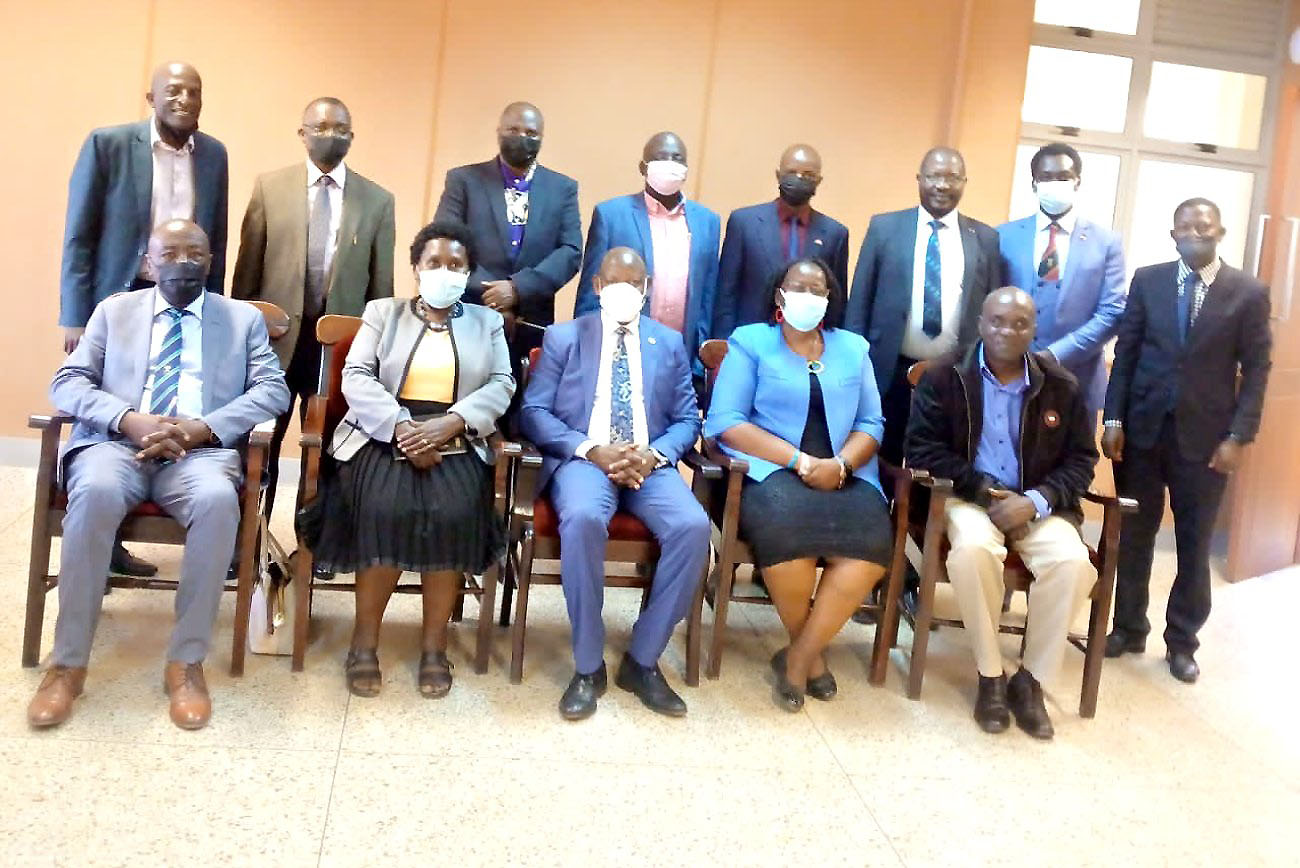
[1102,420,1124,429]
[649,448,670,469]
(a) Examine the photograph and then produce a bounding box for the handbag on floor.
[248,515,295,656]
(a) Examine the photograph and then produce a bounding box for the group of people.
[32,61,1273,739]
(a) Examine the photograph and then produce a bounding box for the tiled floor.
[0,463,1294,866]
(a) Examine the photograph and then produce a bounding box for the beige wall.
[0,0,1032,439]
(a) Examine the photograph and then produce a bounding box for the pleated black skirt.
[311,439,504,575]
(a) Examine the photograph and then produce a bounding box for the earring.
[775,308,785,324]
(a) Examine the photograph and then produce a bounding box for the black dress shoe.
[559,664,607,721]
[1166,651,1199,684]
[1104,631,1146,658]
[110,543,157,578]
[615,653,687,717]
[1007,668,1054,740]
[973,673,1010,734]
[768,648,805,713]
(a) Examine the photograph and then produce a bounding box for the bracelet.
[1102,420,1124,429]
[834,456,850,488]
[787,450,801,470]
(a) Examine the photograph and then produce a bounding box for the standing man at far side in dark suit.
[59,60,229,579]
[1103,198,1272,684]
[712,143,850,337]
[232,97,395,520]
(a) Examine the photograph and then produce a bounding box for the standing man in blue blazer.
[58,61,229,579]
[997,142,1126,419]
[522,247,709,722]
[573,131,720,382]
[712,143,850,338]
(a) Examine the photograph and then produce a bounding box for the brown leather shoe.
[28,666,87,728]
[163,662,211,730]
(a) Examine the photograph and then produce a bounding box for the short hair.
[761,257,846,330]
[1174,197,1221,223]
[303,96,349,117]
[1030,142,1082,177]
[409,219,478,271]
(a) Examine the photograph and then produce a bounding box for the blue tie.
[609,326,635,443]
[787,217,800,261]
[148,308,185,416]
[1177,272,1198,343]
[922,219,943,338]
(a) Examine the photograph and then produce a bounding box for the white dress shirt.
[139,288,206,420]
[902,206,966,360]
[149,119,195,228]
[576,314,650,458]
[1033,209,1076,279]
[306,159,347,276]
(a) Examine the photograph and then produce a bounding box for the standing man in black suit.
[844,147,1000,468]
[1103,198,1272,683]
[58,60,229,579]
[712,143,850,337]
[434,101,582,423]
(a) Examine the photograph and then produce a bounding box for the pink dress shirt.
[644,192,691,334]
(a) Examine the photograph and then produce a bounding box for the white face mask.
[418,267,468,309]
[644,160,688,196]
[597,281,646,324]
[1035,179,1077,217]
[779,289,829,332]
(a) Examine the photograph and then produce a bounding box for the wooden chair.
[694,338,946,682]
[292,314,507,673]
[23,299,290,676]
[896,362,1139,718]
[502,348,722,685]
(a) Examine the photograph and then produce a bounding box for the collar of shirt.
[644,191,685,218]
[1036,208,1076,236]
[978,346,1028,393]
[498,156,536,191]
[1177,256,1222,288]
[306,159,347,191]
[776,198,811,226]
[149,118,194,154]
[152,286,206,320]
[918,206,959,233]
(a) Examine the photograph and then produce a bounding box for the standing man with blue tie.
[997,143,1127,419]
[59,61,229,579]
[712,143,850,337]
[522,247,710,721]
[28,219,289,731]
[574,132,721,385]
[1102,199,1272,684]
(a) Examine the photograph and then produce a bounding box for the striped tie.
[148,308,186,416]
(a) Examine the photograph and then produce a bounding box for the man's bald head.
[596,246,648,289]
[642,131,687,165]
[147,62,202,138]
[777,143,823,205]
[978,287,1036,365]
[146,219,211,306]
[779,144,822,175]
[498,101,544,169]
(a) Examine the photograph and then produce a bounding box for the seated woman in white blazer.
[703,257,891,712]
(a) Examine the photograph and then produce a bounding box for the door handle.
[1280,216,1299,323]
[1249,213,1270,278]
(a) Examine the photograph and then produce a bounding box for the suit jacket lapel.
[125,289,156,404]
[477,160,512,256]
[384,301,425,395]
[577,315,603,428]
[1062,218,1088,293]
[131,121,153,242]
[1186,268,1233,348]
[898,208,919,280]
[200,295,228,413]
[329,169,363,295]
[806,210,832,261]
[761,202,784,274]
[630,194,654,274]
[516,167,548,265]
[638,318,657,413]
[958,214,980,294]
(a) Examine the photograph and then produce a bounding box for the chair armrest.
[702,438,749,476]
[682,447,723,479]
[299,433,323,449]
[29,413,74,430]
[1083,490,1138,514]
[249,418,275,449]
[499,440,543,468]
[504,439,543,518]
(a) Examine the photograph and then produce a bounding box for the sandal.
[418,651,454,699]
[344,648,382,698]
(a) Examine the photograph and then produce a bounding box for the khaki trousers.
[944,499,1095,685]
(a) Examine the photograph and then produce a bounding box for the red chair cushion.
[52,492,167,517]
[531,497,655,542]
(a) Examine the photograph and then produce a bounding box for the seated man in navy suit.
[713,143,850,338]
[521,247,709,721]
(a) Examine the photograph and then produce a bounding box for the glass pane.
[1022,47,1133,133]
[1144,62,1267,150]
[1008,143,1122,228]
[1127,160,1255,272]
[1034,0,1140,34]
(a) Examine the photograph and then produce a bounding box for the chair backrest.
[315,315,363,445]
[697,338,729,410]
[245,300,291,340]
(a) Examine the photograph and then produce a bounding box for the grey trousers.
[53,440,243,667]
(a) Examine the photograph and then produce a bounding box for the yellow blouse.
[398,329,456,402]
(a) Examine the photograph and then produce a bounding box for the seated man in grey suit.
[28,219,289,732]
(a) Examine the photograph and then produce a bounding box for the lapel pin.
[648,336,657,345]
[1043,409,1060,429]
[813,238,823,246]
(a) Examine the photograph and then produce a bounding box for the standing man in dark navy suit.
[712,143,850,337]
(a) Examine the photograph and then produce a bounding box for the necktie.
[305,175,334,319]
[609,326,635,443]
[922,219,943,338]
[148,308,186,416]
[787,216,800,261]
[1038,222,1061,281]
[1178,271,1198,343]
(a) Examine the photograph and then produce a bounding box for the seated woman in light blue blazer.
[704,257,891,712]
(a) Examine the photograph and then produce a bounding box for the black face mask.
[305,134,351,169]
[156,260,207,308]
[778,174,817,207]
[500,134,541,169]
